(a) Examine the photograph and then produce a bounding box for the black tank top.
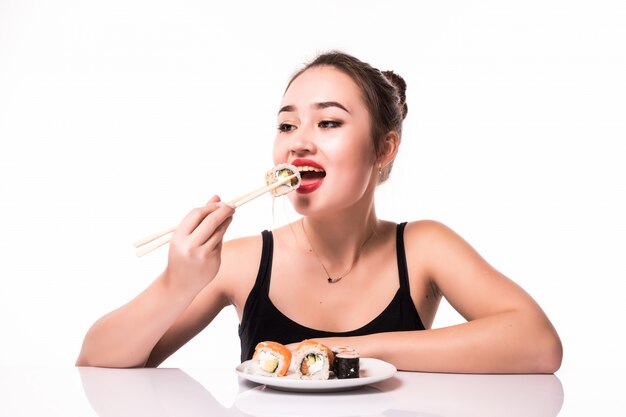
[238,222,425,361]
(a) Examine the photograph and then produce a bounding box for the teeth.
[297,166,325,173]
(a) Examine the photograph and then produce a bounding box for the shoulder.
[213,232,265,309]
[403,219,463,245]
[402,220,481,272]
[217,232,264,281]
[402,219,510,301]
[222,232,264,259]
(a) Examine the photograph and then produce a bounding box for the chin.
[292,198,356,219]
[288,194,324,216]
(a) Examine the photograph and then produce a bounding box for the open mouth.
[294,165,326,194]
[298,166,326,182]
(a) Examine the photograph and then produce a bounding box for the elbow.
[544,335,563,373]
[75,351,100,368]
[75,346,92,367]
[75,350,148,369]
[534,329,563,374]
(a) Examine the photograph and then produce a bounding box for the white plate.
[235,358,396,392]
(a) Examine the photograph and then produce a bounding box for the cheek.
[328,132,376,168]
[328,139,376,187]
[272,138,286,164]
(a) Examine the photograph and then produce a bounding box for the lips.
[290,158,326,194]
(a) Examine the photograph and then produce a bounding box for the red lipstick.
[290,159,326,194]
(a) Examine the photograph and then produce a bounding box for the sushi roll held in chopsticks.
[265,163,301,197]
[133,164,301,258]
[294,340,335,380]
[252,341,292,377]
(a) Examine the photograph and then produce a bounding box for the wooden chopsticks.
[133,173,298,257]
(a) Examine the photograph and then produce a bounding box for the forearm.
[333,311,561,374]
[76,272,198,368]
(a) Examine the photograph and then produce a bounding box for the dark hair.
[286,51,408,183]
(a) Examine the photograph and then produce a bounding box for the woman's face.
[273,66,378,215]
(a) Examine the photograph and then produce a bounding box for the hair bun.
[382,70,408,120]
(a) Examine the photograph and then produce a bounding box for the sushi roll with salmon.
[294,340,334,380]
[252,341,292,377]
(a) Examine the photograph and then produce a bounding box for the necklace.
[301,219,376,284]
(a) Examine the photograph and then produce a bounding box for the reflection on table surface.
[79,366,564,417]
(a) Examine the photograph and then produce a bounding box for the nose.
[288,129,316,156]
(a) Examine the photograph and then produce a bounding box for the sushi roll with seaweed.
[332,346,360,379]
[265,163,301,197]
[252,341,292,377]
[294,340,334,380]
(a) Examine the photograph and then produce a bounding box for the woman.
[76,51,562,373]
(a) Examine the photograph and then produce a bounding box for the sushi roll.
[265,163,301,197]
[332,346,360,379]
[294,340,334,380]
[252,341,292,377]
[331,346,358,371]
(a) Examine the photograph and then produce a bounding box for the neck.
[300,203,379,272]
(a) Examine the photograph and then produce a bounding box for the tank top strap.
[241,230,273,326]
[256,230,274,294]
[396,222,411,291]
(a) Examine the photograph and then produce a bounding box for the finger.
[175,196,222,235]
[189,202,235,246]
[200,214,234,250]
[203,195,222,207]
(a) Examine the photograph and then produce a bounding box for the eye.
[277,123,296,133]
[318,120,342,129]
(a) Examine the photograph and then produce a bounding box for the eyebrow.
[278,105,296,115]
[315,101,350,113]
[278,101,350,115]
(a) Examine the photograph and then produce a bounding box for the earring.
[378,164,383,175]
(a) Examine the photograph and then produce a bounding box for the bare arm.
[314,221,562,373]
[76,272,205,368]
[76,197,235,368]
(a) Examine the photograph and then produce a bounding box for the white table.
[0,365,620,416]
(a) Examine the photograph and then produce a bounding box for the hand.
[164,195,235,295]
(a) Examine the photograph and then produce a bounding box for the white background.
[1,0,624,380]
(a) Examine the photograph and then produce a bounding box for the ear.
[377,131,400,168]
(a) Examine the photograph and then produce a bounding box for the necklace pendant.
[327,277,342,284]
